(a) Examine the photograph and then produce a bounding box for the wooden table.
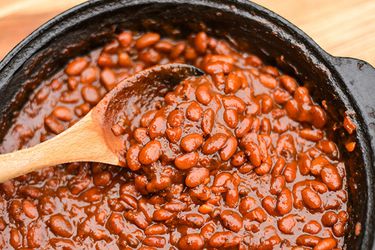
[0,0,374,65]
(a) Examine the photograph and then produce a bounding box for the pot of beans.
[0,0,374,249]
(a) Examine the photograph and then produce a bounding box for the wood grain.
[0,0,374,65]
[0,112,118,183]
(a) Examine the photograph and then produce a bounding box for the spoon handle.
[0,112,118,183]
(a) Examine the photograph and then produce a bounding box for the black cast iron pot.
[0,0,374,249]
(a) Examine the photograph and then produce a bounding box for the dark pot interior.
[0,0,373,249]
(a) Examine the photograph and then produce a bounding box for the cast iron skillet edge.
[330,56,375,249]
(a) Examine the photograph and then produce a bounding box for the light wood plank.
[0,0,374,66]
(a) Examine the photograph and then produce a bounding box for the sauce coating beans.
[0,30,350,249]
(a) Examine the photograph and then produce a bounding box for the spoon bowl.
[0,63,203,183]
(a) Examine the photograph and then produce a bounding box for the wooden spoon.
[0,64,203,183]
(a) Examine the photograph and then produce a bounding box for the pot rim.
[0,1,374,249]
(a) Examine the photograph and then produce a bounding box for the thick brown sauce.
[0,31,347,249]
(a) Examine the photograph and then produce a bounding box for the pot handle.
[331,57,375,136]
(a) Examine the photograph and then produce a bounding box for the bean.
[220,136,238,161]
[239,197,257,215]
[296,235,321,247]
[333,222,345,237]
[299,129,323,142]
[118,51,132,67]
[222,96,246,113]
[209,232,237,248]
[52,106,72,122]
[303,220,322,234]
[139,49,161,65]
[167,109,184,127]
[285,99,299,120]
[178,234,204,250]
[203,133,228,154]
[260,73,277,89]
[145,224,167,235]
[164,201,187,212]
[314,238,337,250]
[302,187,322,210]
[153,209,174,221]
[245,55,262,67]
[338,211,349,223]
[136,33,160,49]
[81,85,100,105]
[166,127,182,143]
[273,90,290,107]
[126,145,141,171]
[223,109,239,128]
[246,207,267,223]
[148,116,167,139]
[97,52,116,67]
[65,57,88,76]
[170,42,186,59]
[321,165,342,191]
[81,67,98,84]
[201,108,215,134]
[74,103,90,117]
[186,101,202,121]
[317,140,337,155]
[277,214,296,234]
[244,142,261,167]
[261,94,273,113]
[120,194,137,209]
[154,41,173,52]
[0,180,15,197]
[260,118,271,135]
[124,211,149,229]
[181,133,204,152]
[184,213,205,228]
[298,153,311,175]
[270,176,285,195]
[118,31,133,47]
[294,87,311,104]
[231,151,246,167]
[262,196,278,216]
[79,187,101,202]
[23,200,38,219]
[195,32,208,54]
[311,106,327,129]
[225,72,241,93]
[279,75,297,93]
[185,168,209,187]
[140,110,157,127]
[100,68,117,90]
[48,214,73,237]
[146,176,171,193]
[284,161,297,182]
[143,236,166,248]
[45,116,65,134]
[277,188,293,215]
[321,211,338,227]
[196,84,212,105]
[255,162,272,175]
[310,156,329,175]
[220,210,243,232]
[134,128,150,144]
[10,228,21,248]
[175,152,199,170]
[235,117,252,138]
[103,39,119,53]
[138,140,161,165]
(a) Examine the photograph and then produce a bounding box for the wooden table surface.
[0,0,374,66]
